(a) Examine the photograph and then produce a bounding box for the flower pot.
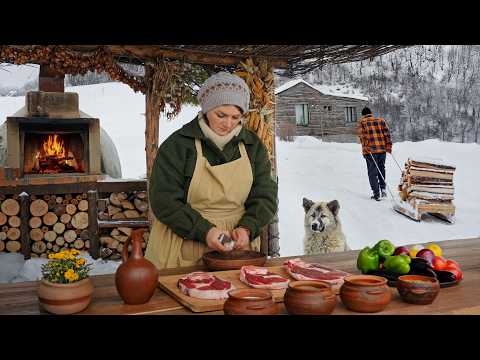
[340,275,391,313]
[284,280,337,315]
[38,277,94,315]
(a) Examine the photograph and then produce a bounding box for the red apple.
[416,248,435,265]
[446,259,460,269]
[394,246,410,256]
[431,256,447,271]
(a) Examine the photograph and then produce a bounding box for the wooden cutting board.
[157,265,343,313]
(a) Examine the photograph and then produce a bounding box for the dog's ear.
[302,198,315,212]
[327,200,340,216]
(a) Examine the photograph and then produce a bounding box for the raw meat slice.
[240,265,290,289]
[178,272,234,300]
[284,258,350,286]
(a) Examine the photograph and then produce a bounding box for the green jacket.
[149,116,278,244]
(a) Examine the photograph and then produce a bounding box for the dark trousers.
[364,152,386,196]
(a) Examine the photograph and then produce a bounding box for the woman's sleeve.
[237,141,278,240]
[149,138,215,244]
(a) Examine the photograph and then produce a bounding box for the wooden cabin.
[275,79,368,142]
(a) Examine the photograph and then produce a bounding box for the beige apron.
[145,139,261,269]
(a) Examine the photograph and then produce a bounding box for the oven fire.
[31,134,82,174]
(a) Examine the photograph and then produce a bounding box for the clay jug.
[224,289,279,315]
[115,229,158,304]
[340,275,391,313]
[284,280,337,315]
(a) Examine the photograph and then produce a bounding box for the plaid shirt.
[357,114,392,155]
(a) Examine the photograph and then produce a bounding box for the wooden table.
[1,238,479,315]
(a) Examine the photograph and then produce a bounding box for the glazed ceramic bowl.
[224,288,279,315]
[340,275,391,313]
[396,275,440,305]
[202,250,267,271]
[284,280,337,315]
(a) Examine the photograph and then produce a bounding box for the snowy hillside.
[1,82,479,282]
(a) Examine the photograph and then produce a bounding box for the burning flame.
[42,134,65,157]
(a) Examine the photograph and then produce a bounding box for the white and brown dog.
[303,198,349,255]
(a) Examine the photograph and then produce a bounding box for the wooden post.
[19,192,31,260]
[87,190,100,259]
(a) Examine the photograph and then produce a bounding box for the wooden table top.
[1,237,479,315]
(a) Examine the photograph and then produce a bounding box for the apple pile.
[393,243,463,281]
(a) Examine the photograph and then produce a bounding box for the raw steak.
[284,258,350,286]
[240,265,290,289]
[177,272,234,300]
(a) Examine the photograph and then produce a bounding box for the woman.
[145,72,278,269]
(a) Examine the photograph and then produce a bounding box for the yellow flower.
[64,269,79,282]
[48,254,55,259]
[76,258,86,267]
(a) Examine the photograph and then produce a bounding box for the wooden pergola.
[0,45,407,256]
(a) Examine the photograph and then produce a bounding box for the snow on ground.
[1,82,479,283]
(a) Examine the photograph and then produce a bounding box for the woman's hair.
[361,107,372,116]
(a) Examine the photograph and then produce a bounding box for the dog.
[303,197,349,255]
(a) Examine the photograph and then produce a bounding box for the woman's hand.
[205,227,232,252]
[231,227,250,250]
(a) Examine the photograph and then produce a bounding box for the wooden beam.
[19,192,31,260]
[87,190,100,259]
[109,45,290,68]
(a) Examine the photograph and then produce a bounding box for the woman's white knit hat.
[197,72,250,114]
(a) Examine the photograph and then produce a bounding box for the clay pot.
[224,289,279,315]
[340,275,391,313]
[115,229,158,305]
[38,278,93,315]
[397,275,440,305]
[284,280,337,315]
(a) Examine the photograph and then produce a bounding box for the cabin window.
[345,106,357,123]
[295,104,309,126]
[323,105,332,111]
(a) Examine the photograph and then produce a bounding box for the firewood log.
[30,199,49,217]
[1,199,20,216]
[8,215,21,228]
[107,205,122,216]
[2,225,9,232]
[60,213,72,224]
[75,229,82,235]
[98,213,110,221]
[100,236,115,247]
[7,228,21,241]
[12,194,19,201]
[64,230,77,243]
[78,200,89,212]
[110,229,120,236]
[29,217,42,229]
[53,204,66,217]
[42,226,49,233]
[66,222,73,229]
[121,200,135,210]
[62,199,69,205]
[118,227,132,236]
[0,232,6,241]
[73,239,84,250]
[56,196,64,204]
[117,243,123,252]
[112,234,128,243]
[80,230,89,240]
[44,231,57,243]
[71,199,79,206]
[30,228,44,241]
[111,212,126,220]
[6,240,21,252]
[134,198,148,212]
[65,194,73,201]
[53,222,66,234]
[30,195,37,201]
[71,212,88,229]
[55,237,65,246]
[46,242,53,250]
[124,210,140,219]
[109,193,122,207]
[76,195,83,201]
[107,239,119,249]
[48,198,57,208]
[0,212,7,226]
[136,191,147,200]
[43,212,58,226]
[66,204,77,215]
[43,194,51,201]
[32,241,47,254]
[52,244,60,252]
[0,240,4,252]
[0,194,5,201]
[85,240,90,249]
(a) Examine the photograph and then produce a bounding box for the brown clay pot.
[396,275,440,305]
[284,280,337,315]
[224,289,279,315]
[340,275,391,313]
[38,278,93,315]
[115,229,158,305]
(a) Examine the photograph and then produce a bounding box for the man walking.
[357,107,392,201]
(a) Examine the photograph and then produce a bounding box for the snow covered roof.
[275,79,369,101]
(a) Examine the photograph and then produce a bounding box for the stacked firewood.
[28,193,90,258]
[399,158,456,219]
[100,227,150,260]
[98,191,148,221]
[0,194,22,253]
